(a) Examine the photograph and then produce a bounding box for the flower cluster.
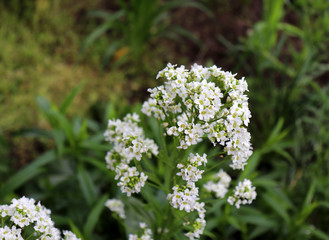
[104,113,159,196]
[204,169,231,198]
[128,222,153,240]
[105,199,126,219]
[0,196,80,240]
[228,179,257,208]
[167,153,207,239]
[104,63,256,240]
[142,63,252,170]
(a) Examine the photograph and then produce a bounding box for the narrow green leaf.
[307,225,329,240]
[52,111,75,148]
[101,41,123,69]
[79,156,111,177]
[239,150,261,180]
[68,219,84,240]
[278,23,304,38]
[59,82,85,114]
[77,164,97,205]
[227,216,242,230]
[249,225,273,239]
[52,129,65,158]
[83,194,108,239]
[80,10,124,56]
[263,192,290,224]
[303,181,316,209]
[0,151,56,198]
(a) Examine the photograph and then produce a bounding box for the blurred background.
[0,0,329,239]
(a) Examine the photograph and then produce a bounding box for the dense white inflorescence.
[104,63,256,240]
[167,153,207,239]
[227,179,257,208]
[104,113,159,196]
[142,63,252,170]
[0,196,80,240]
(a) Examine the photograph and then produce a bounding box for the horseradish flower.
[105,199,126,219]
[204,169,231,198]
[0,197,80,240]
[177,153,207,183]
[117,166,148,196]
[63,230,81,240]
[142,63,253,170]
[228,179,257,208]
[104,113,158,196]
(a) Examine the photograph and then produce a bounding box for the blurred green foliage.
[0,0,329,239]
[80,0,211,69]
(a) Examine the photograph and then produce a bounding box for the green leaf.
[249,225,274,239]
[263,192,290,224]
[68,219,84,240]
[80,156,111,177]
[36,96,56,127]
[52,111,76,149]
[80,10,124,56]
[52,129,65,158]
[278,23,304,38]
[252,177,278,188]
[227,215,242,230]
[239,150,262,180]
[101,41,123,69]
[0,151,56,198]
[303,180,316,209]
[77,163,97,205]
[59,82,85,114]
[83,194,108,239]
[307,225,329,240]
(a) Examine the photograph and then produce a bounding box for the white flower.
[105,199,126,219]
[63,230,81,240]
[0,226,23,240]
[228,179,257,208]
[104,113,159,196]
[204,169,231,198]
[117,167,148,196]
[0,197,80,240]
[141,63,252,171]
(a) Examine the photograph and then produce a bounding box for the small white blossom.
[105,199,126,219]
[63,230,81,240]
[228,179,257,208]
